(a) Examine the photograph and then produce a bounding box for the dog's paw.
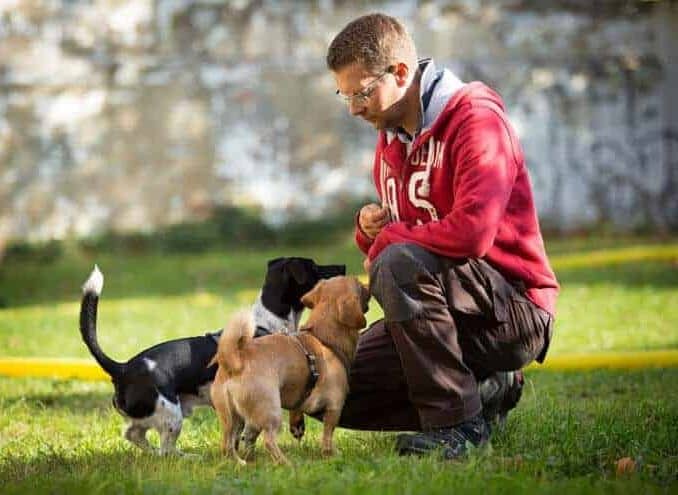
[242,446,256,462]
[289,419,305,441]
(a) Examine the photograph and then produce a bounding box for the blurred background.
[0,0,677,256]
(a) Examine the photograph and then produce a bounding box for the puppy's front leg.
[159,421,182,456]
[125,424,155,453]
[289,409,305,441]
[321,409,341,457]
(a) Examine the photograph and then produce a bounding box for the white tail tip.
[82,264,104,295]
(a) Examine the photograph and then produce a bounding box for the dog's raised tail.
[79,265,124,377]
[211,309,255,375]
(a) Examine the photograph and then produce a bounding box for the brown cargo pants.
[337,243,553,431]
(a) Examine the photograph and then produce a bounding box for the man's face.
[333,62,409,131]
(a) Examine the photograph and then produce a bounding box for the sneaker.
[395,415,489,460]
[478,370,524,431]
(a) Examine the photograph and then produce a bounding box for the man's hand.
[358,203,390,239]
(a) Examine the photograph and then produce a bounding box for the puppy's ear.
[287,259,312,287]
[300,281,323,309]
[336,294,367,329]
[267,257,284,268]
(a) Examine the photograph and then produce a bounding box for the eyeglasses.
[336,66,394,105]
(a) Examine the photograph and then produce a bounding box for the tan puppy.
[210,276,370,465]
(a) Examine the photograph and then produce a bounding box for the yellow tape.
[0,357,109,381]
[527,350,678,371]
[0,350,677,381]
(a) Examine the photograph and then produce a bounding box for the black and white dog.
[79,257,345,455]
[251,257,347,337]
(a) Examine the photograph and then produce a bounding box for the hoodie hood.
[387,58,466,145]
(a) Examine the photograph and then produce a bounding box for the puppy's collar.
[254,326,272,338]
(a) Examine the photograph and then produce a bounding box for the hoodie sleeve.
[367,106,518,261]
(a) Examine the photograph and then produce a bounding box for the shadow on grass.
[0,433,392,490]
[0,449,213,488]
[3,389,112,414]
[2,426,677,494]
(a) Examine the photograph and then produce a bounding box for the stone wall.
[1,0,676,243]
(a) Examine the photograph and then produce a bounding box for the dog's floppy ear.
[336,293,367,329]
[287,258,313,287]
[300,280,323,309]
[267,257,284,268]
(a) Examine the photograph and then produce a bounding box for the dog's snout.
[359,283,370,313]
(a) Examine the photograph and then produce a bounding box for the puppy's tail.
[210,309,255,375]
[79,265,125,378]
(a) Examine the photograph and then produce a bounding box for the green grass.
[0,234,677,493]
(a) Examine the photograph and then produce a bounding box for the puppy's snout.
[359,283,370,313]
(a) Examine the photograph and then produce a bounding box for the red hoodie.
[356,81,559,316]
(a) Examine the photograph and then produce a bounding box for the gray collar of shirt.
[388,58,465,144]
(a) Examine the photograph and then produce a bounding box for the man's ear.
[393,62,412,88]
[300,281,323,309]
[336,294,367,329]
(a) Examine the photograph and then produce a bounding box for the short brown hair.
[326,13,417,74]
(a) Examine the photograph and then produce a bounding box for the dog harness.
[289,329,354,410]
[301,328,353,377]
[290,333,320,409]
